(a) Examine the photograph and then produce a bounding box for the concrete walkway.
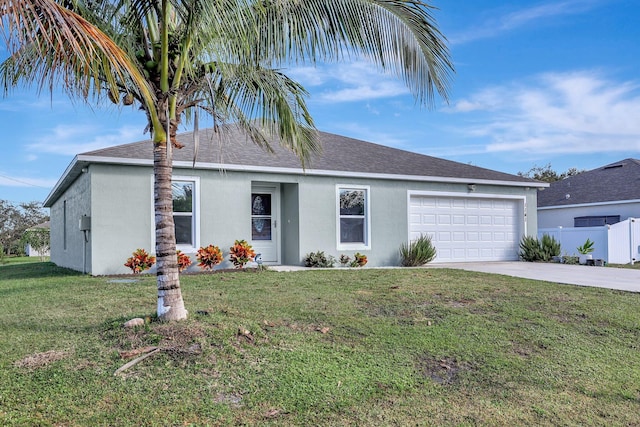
[428,262,640,293]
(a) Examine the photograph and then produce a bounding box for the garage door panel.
[481,248,494,257]
[452,232,466,241]
[467,248,480,258]
[438,232,451,241]
[438,198,452,208]
[409,195,521,262]
[453,199,466,208]
[452,248,466,259]
[438,214,451,224]
[480,216,492,225]
[466,199,479,209]
[453,215,465,225]
[480,232,493,241]
[422,214,436,225]
[438,248,452,258]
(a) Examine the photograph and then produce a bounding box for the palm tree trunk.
[153,142,187,321]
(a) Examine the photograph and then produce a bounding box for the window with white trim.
[172,180,195,247]
[337,186,370,249]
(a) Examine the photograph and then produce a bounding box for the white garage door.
[409,195,522,262]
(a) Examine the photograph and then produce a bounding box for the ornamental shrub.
[124,248,156,274]
[540,234,561,261]
[303,251,335,268]
[351,252,368,267]
[519,234,561,262]
[229,240,256,269]
[176,250,192,272]
[196,245,223,270]
[399,234,437,266]
[339,254,351,266]
[519,235,542,262]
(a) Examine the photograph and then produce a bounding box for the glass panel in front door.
[251,193,272,240]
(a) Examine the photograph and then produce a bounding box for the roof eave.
[63,155,547,189]
[43,156,90,207]
[538,198,640,210]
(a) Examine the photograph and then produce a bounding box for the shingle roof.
[537,158,640,207]
[45,126,541,207]
[82,126,535,183]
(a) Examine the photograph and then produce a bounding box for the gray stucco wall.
[50,162,538,274]
[296,178,538,267]
[89,164,154,275]
[198,171,252,267]
[49,170,91,273]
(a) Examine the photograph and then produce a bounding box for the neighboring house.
[537,158,640,264]
[44,127,545,275]
[24,221,51,257]
[537,158,640,229]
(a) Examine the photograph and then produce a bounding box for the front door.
[251,186,279,264]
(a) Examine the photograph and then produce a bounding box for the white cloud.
[288,61,409,103]
[449,70,640,155]
[286,66,328,86]
[28,125,144,155]
[450,0,603,45]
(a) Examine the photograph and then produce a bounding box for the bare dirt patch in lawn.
[416,355,472,385]
[14,350,69,369]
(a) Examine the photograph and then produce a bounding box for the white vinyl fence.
[539,218,639,264]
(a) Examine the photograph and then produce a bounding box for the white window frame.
[150,175,200,252]
[336,184,371,250]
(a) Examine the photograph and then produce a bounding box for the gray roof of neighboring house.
[537,158,640,208]
[45,126,542,206]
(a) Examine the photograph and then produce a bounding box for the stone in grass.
[124,318,145,328]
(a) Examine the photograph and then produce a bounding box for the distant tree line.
[0,200,48,258]
[517,163,585,183]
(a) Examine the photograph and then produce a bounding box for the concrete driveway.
[429,262,640,293]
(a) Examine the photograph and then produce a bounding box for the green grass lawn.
[1,263,639,426]
[0,256,49,265]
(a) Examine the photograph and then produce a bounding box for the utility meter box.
[79,216,91,231]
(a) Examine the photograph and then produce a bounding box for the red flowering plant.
[351,252,368,267]
[196,244,223,270]
[229,239,256,269]
[176,250,192,273]
[124,248,156,274]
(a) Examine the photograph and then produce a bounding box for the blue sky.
[1,0,639,205]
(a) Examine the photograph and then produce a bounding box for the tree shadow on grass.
[0,262,81,281]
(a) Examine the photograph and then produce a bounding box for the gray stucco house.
[44,127,545,275]
[537,158,640,228]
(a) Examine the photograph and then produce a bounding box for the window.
[574,215,620,227]
[337,186,370,249]
[172,180,196,247]
[251,193,272,241]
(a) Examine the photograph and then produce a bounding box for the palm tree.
[1,0,453,321]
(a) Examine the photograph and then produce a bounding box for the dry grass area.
[13,350,70,370]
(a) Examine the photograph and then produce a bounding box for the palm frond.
[0,0,154,106]
[246,0,453,106]
[197,62,319,167]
